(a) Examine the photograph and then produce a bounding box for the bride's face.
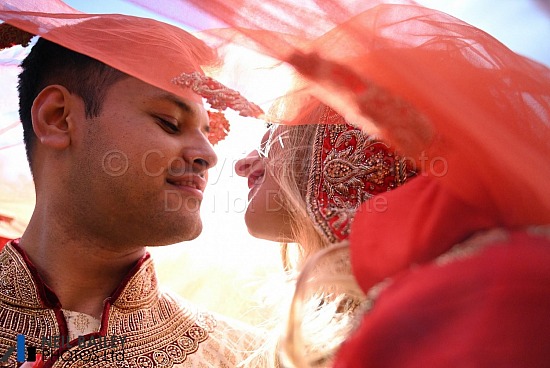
[235,127,294,242]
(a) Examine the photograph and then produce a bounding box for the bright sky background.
[1,0,549,322]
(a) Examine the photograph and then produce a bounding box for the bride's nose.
[235,150,263,177]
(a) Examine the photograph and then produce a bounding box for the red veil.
[3,0,549,226]
[124,0,550,226]
[0,0,262,145]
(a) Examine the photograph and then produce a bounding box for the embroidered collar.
[0,240,220,367]
[0,240,159,310]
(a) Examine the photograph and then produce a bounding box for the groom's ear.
[31,84,77,150]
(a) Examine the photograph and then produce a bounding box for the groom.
[0,6,269,367]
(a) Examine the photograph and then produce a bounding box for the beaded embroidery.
[306,106,413,243]
[172,72,264,118]
[172,72,264,145]
[0,242,217,367]
[206,110,230,145]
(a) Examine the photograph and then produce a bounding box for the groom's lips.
[166,174,206,199]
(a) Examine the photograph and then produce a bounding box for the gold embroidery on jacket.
[0,242,216,367]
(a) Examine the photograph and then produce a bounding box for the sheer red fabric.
[0,0,264,145]
[2,3,548,223]
[0,1,216,104]
[126,0,550,229]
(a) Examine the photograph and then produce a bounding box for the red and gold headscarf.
[307,106,413,243]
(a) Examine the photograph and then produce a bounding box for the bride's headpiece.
[307,106,415,243]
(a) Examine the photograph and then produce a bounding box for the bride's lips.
[248,169,265,189]
[166,174,206,199]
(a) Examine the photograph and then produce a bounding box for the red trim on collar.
[104,252,151,304]
[10,238,62,309]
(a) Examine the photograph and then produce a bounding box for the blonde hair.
[281,242,365,368]
[264,104,330,269]
[261,104,365,367]
[266,124,324,269]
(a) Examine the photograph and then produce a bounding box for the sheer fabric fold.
[3,1,548,223]
[0,1,217,104]
[0,0,263,147]
[125,0,550,228]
